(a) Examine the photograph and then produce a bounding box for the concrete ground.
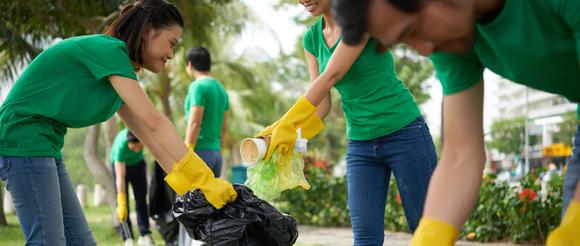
[296,226,533,246]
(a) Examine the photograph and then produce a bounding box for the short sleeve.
[303,20,321,55]
[76,36,137,81]
[429,51,485,95]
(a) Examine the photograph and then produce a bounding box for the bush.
[461,170,564,244]
[276,167,407,231]
[277,166,565,244]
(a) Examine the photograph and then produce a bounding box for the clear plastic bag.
[245,150,310,201]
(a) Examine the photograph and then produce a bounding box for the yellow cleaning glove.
[116,192,128,221]
[165,149,237,209]
[256,96,324,160]
[410,217,459,246]
[547,200,580,246]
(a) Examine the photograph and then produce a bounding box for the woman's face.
[299,0,331,16]
[141,24,182,73]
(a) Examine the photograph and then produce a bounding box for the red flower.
[518,188,537,202]
[396,193,402,204]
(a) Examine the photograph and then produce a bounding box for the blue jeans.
[562,124,580,216]
[0,156,96,245]
[195,150,223,177]
[346,117,437,245]
[112,159,150,240]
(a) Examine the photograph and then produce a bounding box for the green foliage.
[392,46,433,105]
[461,171,564,244]
[488,117,539,155]
[553,111,579,144]
[0,0,121,80]
[276,167,408,231]
[277,168,350,227]
[278,167,564,244]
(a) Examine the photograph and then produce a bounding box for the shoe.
[138,234,155,246]
[124,238,134,246]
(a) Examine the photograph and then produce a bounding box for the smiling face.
[141,24,182,73]
[299,0,331,16]
[367,0,477,55]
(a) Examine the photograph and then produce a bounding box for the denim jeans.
[346,116,437,245]
[112,159,151,240]
[562,124,580,216]
[195,150,223,177]
[0,156,97,245]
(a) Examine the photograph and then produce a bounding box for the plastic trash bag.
[172,184,298,246]
[245,151,310,201]
[245,129,311,200]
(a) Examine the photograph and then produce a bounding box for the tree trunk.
[84,124,119,227]
[103,116,118,170]
[0,183,6,226]
[159,71,173,119]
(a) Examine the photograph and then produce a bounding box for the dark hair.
[126,130,140,143]
[105,0,184,64]
[186,46,211,72]
[332,0,425,45]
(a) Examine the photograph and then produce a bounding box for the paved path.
[296,226,533,246]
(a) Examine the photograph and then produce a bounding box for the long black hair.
[105,0,184,64]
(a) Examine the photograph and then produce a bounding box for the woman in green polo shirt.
[0,0,237,244]
[256,1,437,245]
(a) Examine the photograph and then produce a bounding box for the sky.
[235,0,501,138]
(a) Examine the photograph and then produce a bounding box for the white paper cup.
[240,138,268,164]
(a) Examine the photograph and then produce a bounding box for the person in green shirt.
[257,1,437,244]
[0,1,237,244]
[184,46,229,177]
[331,0,580,245]
[111,129,154,246]
[180,46,230,246]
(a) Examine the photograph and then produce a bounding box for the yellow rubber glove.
[164,149,237,209]
[186,142,195,150]
[547,200,580,246]
[410,217,459,246]
[116,192,128,221]
[256,96,324,160]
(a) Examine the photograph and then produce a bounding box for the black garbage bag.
[172,184,298,246]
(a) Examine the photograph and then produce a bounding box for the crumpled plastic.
[245,150,310,201]
[172,184,298,246]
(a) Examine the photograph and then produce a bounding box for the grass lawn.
[0,206,315,245]
[0,206,164,245]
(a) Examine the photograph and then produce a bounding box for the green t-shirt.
[430,0,580,119]
[304,18,421,140]
[184,76,229,151]
[0,34,137,158]
[110,128,144,166]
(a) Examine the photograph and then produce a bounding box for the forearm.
[317,94,331,119]
[118,105,187,173]
[423,150,486,228]
[116,174,126,194]
[114,162,126,193]
[221,130,227,149]
[304,72,338,106]
[185,123,201,147]
[423,80,486,228]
